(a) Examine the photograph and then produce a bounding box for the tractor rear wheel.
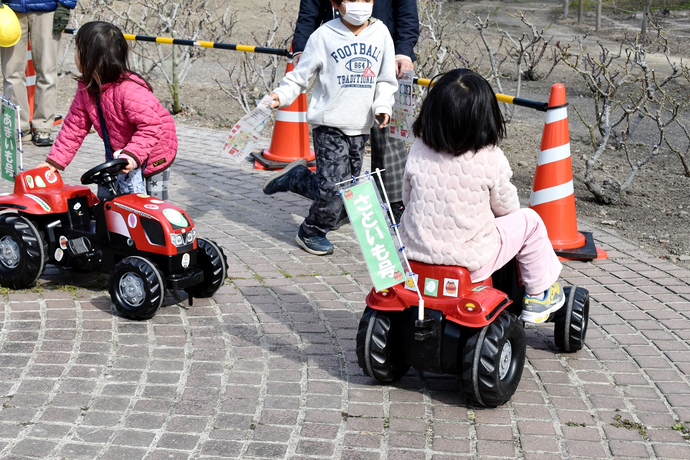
[0,213,47,289]
[356,307,410,383]
[461,311,526,407]
[554,286,590,352]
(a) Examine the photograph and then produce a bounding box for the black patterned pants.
[286,126,368,236]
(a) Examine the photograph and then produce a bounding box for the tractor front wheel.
[109,256,165,320]
[186,238,227,298]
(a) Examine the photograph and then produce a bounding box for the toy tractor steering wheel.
[81,158,129,187]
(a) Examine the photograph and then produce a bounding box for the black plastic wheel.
[185,238,227,298]
[461,311,526,407]
[554,286,590,352]
[109,256,165,320]
[0,213,47,289]
[356,307,410,383]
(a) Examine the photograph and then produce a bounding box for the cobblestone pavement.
[1,125,690,459]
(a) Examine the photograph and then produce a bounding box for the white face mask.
[342,3,373,26]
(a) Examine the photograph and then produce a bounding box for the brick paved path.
[1,125,689,459]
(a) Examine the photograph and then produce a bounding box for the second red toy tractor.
[356,259,589,407]
[0,160,227,320]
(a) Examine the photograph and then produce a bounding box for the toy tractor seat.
[365,259,512,328]
[10,167,98,215]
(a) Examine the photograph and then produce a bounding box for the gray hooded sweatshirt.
[272,18,397,136]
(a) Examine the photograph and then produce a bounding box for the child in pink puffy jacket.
[38,21,177,200]
[399,69,564,324]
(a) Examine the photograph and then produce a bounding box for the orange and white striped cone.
[26,40,36,122]
[252,51,315,171]
[26,40,63,128]
[529,83,607,260]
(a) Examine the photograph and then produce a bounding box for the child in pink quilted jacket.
[399,69,564,324]
[38,21,177,200]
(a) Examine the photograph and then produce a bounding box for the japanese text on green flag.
[341,180,406,291]
[1,102,17,182]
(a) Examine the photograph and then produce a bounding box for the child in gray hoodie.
[263,0,397,256]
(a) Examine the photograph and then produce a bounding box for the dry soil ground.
[53,0,690,269]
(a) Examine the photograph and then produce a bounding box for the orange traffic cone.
[529,83,607,260]
[26,40,35,121]
[25,40,62,128]
[252,51,315,170]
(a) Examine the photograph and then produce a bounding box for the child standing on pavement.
[38,21,177,200]
[262,0,397,256]
[399,69,565,323]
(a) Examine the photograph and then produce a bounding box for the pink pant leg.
[469,208,562,295]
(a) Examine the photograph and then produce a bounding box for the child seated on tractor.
[399,69,565,324]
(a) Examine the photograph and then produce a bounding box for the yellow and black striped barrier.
[414,77,548,112]
[62,28,549,112]
[62,28,292,57]
[495,93,548,112]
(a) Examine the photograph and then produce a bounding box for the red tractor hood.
[105,193,197,256]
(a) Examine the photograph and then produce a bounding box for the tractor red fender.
[365,260,512,328]
[0,167,97,214]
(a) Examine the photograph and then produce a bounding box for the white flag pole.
[371,168,425,321]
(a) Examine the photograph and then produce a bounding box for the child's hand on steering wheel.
[114,152,138,174]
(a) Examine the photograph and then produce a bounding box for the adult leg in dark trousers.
[370,125,407,222]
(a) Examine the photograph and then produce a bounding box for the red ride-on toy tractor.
[0,160,227,320]
[356,259,589,407]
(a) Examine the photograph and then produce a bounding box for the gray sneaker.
[520,282,566,324]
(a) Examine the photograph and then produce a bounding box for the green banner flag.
[1,101,18,182]
[341,179,406,292]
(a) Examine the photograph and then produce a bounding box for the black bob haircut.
[75,21,151,99]
[412,69,506,156]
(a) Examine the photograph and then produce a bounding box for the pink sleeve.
[46,88,93,169]
[117,84,167,165]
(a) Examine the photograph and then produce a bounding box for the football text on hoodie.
[272,18,397,136]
